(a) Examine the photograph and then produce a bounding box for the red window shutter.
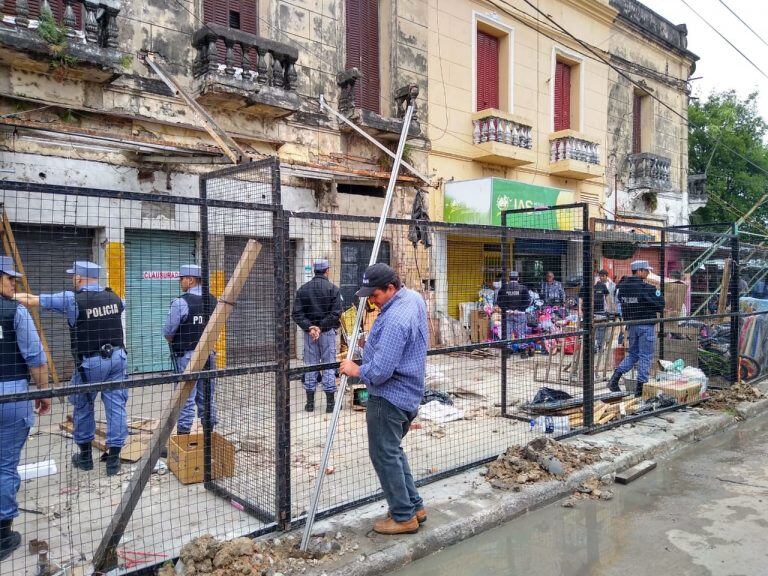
[240,1,258,35]
[554,61,571,131]
[476,30,499,111]
[633,94,642,153]
[346,0,379,114]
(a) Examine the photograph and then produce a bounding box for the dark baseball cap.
[355,263,397,297]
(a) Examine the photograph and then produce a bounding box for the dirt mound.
[484,437,601,491]
[177,531,349,575]
[706,381,763,416]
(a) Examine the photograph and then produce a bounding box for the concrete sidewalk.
[299,384,768,576]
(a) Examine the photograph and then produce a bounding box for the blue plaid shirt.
[358,288,428,412]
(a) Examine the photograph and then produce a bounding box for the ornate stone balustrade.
[472,112,533,149]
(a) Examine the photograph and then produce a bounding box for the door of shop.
[12,224,95,380]
[125,230,197,373]
[339,239,390,308]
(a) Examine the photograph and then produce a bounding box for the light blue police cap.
[66,261,101,278]
[313,259,330,272]
[179,264,202,278]
[0,256,21,278]
[630,260,653,271]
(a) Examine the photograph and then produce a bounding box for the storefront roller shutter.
[125,230,197,374]
[13,224,94,380]
[225,237,296,365]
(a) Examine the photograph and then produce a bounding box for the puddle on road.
[389,415,768,576]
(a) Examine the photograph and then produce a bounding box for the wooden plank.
[615,460,657,484]
[93,239,262,571]
[717,258,731,316]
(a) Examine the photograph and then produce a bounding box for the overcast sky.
[642,0,768,120]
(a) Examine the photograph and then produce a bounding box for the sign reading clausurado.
[142,271,180,280]
[444,177,575,230]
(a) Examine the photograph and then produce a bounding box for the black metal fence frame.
[2,162,767,574]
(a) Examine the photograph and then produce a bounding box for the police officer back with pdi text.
[606,260,665,397]
[16,261,128,476]
[163,265,218,435]
[0,256,49,561]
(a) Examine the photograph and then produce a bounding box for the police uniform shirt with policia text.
[496,281,532,312]
[616,276,664,321]
[72,288,124,359]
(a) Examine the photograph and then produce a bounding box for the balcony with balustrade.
[0,0,124,82]
[548,130,604,180]
[471,110,535,168]
[627,152,672,191]
[192,23,300,119]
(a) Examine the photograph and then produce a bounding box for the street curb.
[307,392,768,576]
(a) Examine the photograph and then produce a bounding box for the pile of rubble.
[166,530,351,575]
[483,437,601,491]
[561,476,614,507]
[706,381,763,415]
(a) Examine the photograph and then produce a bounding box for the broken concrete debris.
[176,530,350,575]
[485,437,601,491]
[705,381,763,415]
[561,476,614,507]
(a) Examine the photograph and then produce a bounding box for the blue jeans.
[616,324,655,383]
[303,330,337,392]
[69,349,128,448]
[366,395,423,522]
[506,311,530,350]
[0,379,33,521]
[174,352,217,434]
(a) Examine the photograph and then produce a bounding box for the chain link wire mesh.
[0,166,764,574]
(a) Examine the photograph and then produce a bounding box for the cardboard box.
[642,379,702,403]
[168,431,235,485]
[470,309,488,343]
[664,326,699,367]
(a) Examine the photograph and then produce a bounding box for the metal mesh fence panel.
[0,166,760,574]
[286,205,590,522]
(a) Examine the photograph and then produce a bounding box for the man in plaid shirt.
[340,263,428,535]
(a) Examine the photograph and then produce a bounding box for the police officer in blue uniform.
[163,265,217,434]
[292,259,342,412]
[16,261,128,476]
[606,260,665,396]
[495,271,533,356]
[0,256,49,560]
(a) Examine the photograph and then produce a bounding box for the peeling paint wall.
[608,0,696,225]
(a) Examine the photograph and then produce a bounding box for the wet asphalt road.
[389,414,768,576]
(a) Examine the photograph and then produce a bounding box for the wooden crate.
[168,431,235,485]
[642,379,702,403]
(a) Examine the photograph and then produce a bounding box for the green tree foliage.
[689,91,768,233]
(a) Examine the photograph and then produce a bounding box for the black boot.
[305,391,315,412]
[72,442,93,471]
[325,392,335,413]
[105,447,121,476]
[607,371,623,393]
[0,519,21,561]
[635,381,646,398]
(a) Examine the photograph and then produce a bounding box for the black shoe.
[606,372,622,393]
[105,447,121,476]
[325,392,335,413]
[635,381,646,398]
[0,519,21,561]
[72,442,94,471]
[305,391,315,412]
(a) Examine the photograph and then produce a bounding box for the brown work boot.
[373,516,419,535]
[387,508,427,524]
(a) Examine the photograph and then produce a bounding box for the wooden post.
[716,258,732,316]
[92,240,262,572]
[0,207,62,389]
